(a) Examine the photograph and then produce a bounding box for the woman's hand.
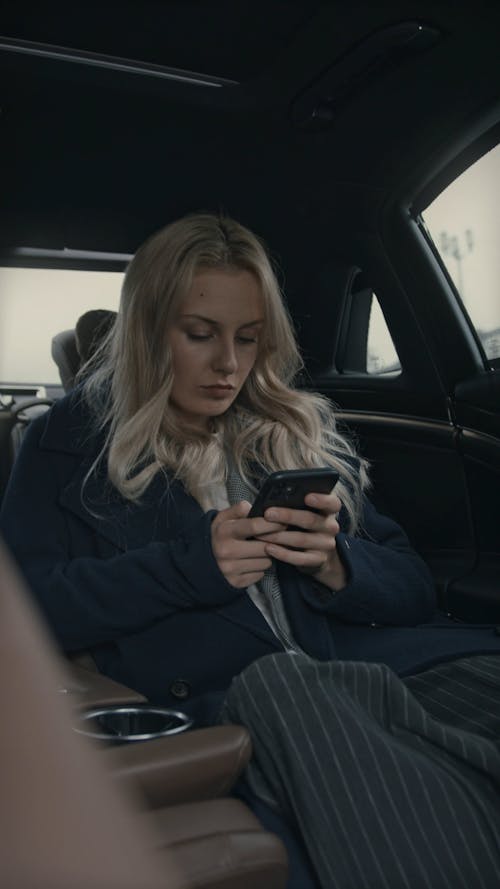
[256,491,348,591]
[211,501,287,588]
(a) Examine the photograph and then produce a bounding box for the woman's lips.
[201,385,235,398]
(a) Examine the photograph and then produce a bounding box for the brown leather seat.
[0,537,169,889]
[102,724,253,808]
[0,538,288,889]
[150,799,288,889]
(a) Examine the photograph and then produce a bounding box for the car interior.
[1,1,500,885]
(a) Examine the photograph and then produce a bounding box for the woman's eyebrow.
[179,314,264,328]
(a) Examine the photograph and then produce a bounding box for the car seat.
[1,309,118,500]
[0,535,288,888]
[51,308,117,392]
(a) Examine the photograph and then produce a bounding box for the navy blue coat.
[2,392,500,722]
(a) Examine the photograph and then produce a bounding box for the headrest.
[50,329,80,392]
[51,309,117,392]
[75,309,117,364]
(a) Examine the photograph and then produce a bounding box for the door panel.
[336,411,474,587]
[454,369,500,438]
[323,408,500,621]
[453,428,500,620]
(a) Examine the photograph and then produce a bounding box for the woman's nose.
[213,340,238,374]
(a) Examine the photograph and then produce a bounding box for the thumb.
[226,499,252,518]
[212,500,251,530]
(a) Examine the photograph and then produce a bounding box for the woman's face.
[167,267,264,430]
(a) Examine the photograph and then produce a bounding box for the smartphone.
[248,468,340,518]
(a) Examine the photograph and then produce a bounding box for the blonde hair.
[82,212,369,532]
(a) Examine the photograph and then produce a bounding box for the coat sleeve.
[0,418,240,652]
[301,495,436,626]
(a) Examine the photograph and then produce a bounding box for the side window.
[422,143,500,364]
[367,294,401,374]
[336,272,401,375]
[0,266,124,386]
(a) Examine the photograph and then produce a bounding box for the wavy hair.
[82,212,369,532]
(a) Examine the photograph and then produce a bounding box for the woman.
[2,213,500,888]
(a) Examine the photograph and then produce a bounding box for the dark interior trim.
[0,35,238,87]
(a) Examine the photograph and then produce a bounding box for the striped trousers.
[219,653,500,889]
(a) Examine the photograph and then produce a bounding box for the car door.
[302,128,500,622]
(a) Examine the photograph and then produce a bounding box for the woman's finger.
[230,571,268,588]
[257,530,337,551]
[264,543,327,569]
[222,558,273,588]
[220,557,272,573]
[213,536,276,562]
[304,491,342,514]
[262,507,339,535]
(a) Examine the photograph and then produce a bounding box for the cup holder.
[74,703,193,743]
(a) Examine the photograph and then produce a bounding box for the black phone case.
[248,468,339,518]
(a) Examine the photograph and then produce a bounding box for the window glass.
[367,292,401,374]
[422,143,500,361]
[337,276,401,376]
[0,267,123,385]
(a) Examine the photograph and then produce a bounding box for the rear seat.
[9,398,54,462]
[0,309,117,503]
[0,391,53,503]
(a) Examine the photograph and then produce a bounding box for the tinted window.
[423,144,500,362]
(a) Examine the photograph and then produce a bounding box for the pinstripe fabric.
[405,656,500,740]
[219,653,500,889]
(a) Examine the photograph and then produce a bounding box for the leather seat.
[0,537,288,889]
[0,536,168,889]
[150,799,287,889]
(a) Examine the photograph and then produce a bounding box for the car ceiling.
[1,0,500,258]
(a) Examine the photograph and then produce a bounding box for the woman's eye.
[185,330,258,344]
[187,331,212,341]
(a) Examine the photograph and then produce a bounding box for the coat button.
[170,679,191,700]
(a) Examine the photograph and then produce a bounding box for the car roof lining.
[2,1,500,254]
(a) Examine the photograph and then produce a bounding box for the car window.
[0,267,123,385]
[367,293,401,374]
[335,272,401,376]
[422,144,500,363]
